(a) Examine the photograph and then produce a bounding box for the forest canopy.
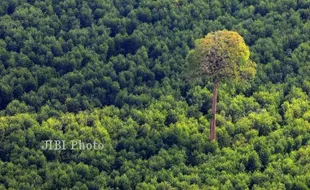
[0,0,309,189]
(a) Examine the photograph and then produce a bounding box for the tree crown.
[186,30,256,82]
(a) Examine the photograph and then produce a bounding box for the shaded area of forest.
[0,0,309,189]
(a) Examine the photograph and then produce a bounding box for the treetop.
[186,30,256,83]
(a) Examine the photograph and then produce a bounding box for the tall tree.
[186,30,256,141]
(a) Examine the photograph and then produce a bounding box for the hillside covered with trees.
[0,0,309,189]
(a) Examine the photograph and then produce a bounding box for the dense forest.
[0,0,309,189]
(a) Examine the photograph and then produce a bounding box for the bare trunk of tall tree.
[210,79,217,141]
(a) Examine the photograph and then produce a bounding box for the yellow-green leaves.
[186,30,256,82]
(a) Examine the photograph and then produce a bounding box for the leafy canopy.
[186,30,256,82]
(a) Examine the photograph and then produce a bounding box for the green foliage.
[186,30,256,82]
[0,0,309,189]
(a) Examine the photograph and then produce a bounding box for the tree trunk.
[210,79,218,141]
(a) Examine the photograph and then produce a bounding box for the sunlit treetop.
[186,30,256,82]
